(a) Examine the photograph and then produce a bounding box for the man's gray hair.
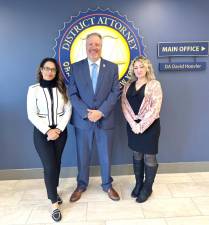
[86,32,102,40]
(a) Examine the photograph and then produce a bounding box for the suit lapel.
[95,58,106,95]
[82,59,94,95]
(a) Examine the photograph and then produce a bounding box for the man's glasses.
[42,67,56,73]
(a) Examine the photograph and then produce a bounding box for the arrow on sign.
[201,46,206,51]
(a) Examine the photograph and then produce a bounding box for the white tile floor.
[0,172,209,225]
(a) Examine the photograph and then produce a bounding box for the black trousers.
[33,127,67,203]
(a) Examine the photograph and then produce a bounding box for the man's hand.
[87,109,103,122]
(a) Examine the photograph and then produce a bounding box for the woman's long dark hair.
[37,57,68,103]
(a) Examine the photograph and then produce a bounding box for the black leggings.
[33,127,67,203]
[133,151,158,167]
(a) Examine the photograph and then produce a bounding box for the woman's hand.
[47,129,61,141]
[54,128,61,135]
[131,124,142,134]
[132,126,140,134]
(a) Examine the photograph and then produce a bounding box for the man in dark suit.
[69,32,121,201]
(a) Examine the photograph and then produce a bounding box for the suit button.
[93,98,96,102]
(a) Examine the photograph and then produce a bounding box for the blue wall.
[1,0,209,169]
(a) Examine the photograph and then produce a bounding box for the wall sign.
[159,62,206,71]
[53,8,145,86]
[158,41,208,72]
[158,41,208,57]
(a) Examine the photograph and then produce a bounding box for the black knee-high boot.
[131,158,144,198]
[136,164,158,203]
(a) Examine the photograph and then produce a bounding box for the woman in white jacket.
[27,58,71,222]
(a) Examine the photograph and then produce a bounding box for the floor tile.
[14,179,45,192]
[141,198,200,218]
[48,221,105,225]
[106,218,167,225]
[87,200,143,220]
[0,180,18,192]
[20,189,48,205]
[189,172,209,183]
[27,202,87,224]
[0,191,24,207]
[0,205,33,225]
[166,216,209,225]
[1,172,209,224]
[168,182,209,197]
[61,202,87,222]
[192,197,209,215]
[155,173,193,184]
[26,205,53,224]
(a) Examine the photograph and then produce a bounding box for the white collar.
[87,58,101,67]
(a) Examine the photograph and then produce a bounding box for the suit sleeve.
[68,64,88,119]
[98,64,121,117]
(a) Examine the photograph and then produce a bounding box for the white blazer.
[27,83,72,134]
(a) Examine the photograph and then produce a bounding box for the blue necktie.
[91,63,98,93]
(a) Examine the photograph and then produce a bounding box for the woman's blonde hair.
[128,56,156,82]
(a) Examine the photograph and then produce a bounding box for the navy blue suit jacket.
[69,58,120,129]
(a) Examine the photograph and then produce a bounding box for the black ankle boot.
[131,158,144,198]
[136,164,158,203]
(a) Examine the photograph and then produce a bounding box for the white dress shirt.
[87,58,101,79]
